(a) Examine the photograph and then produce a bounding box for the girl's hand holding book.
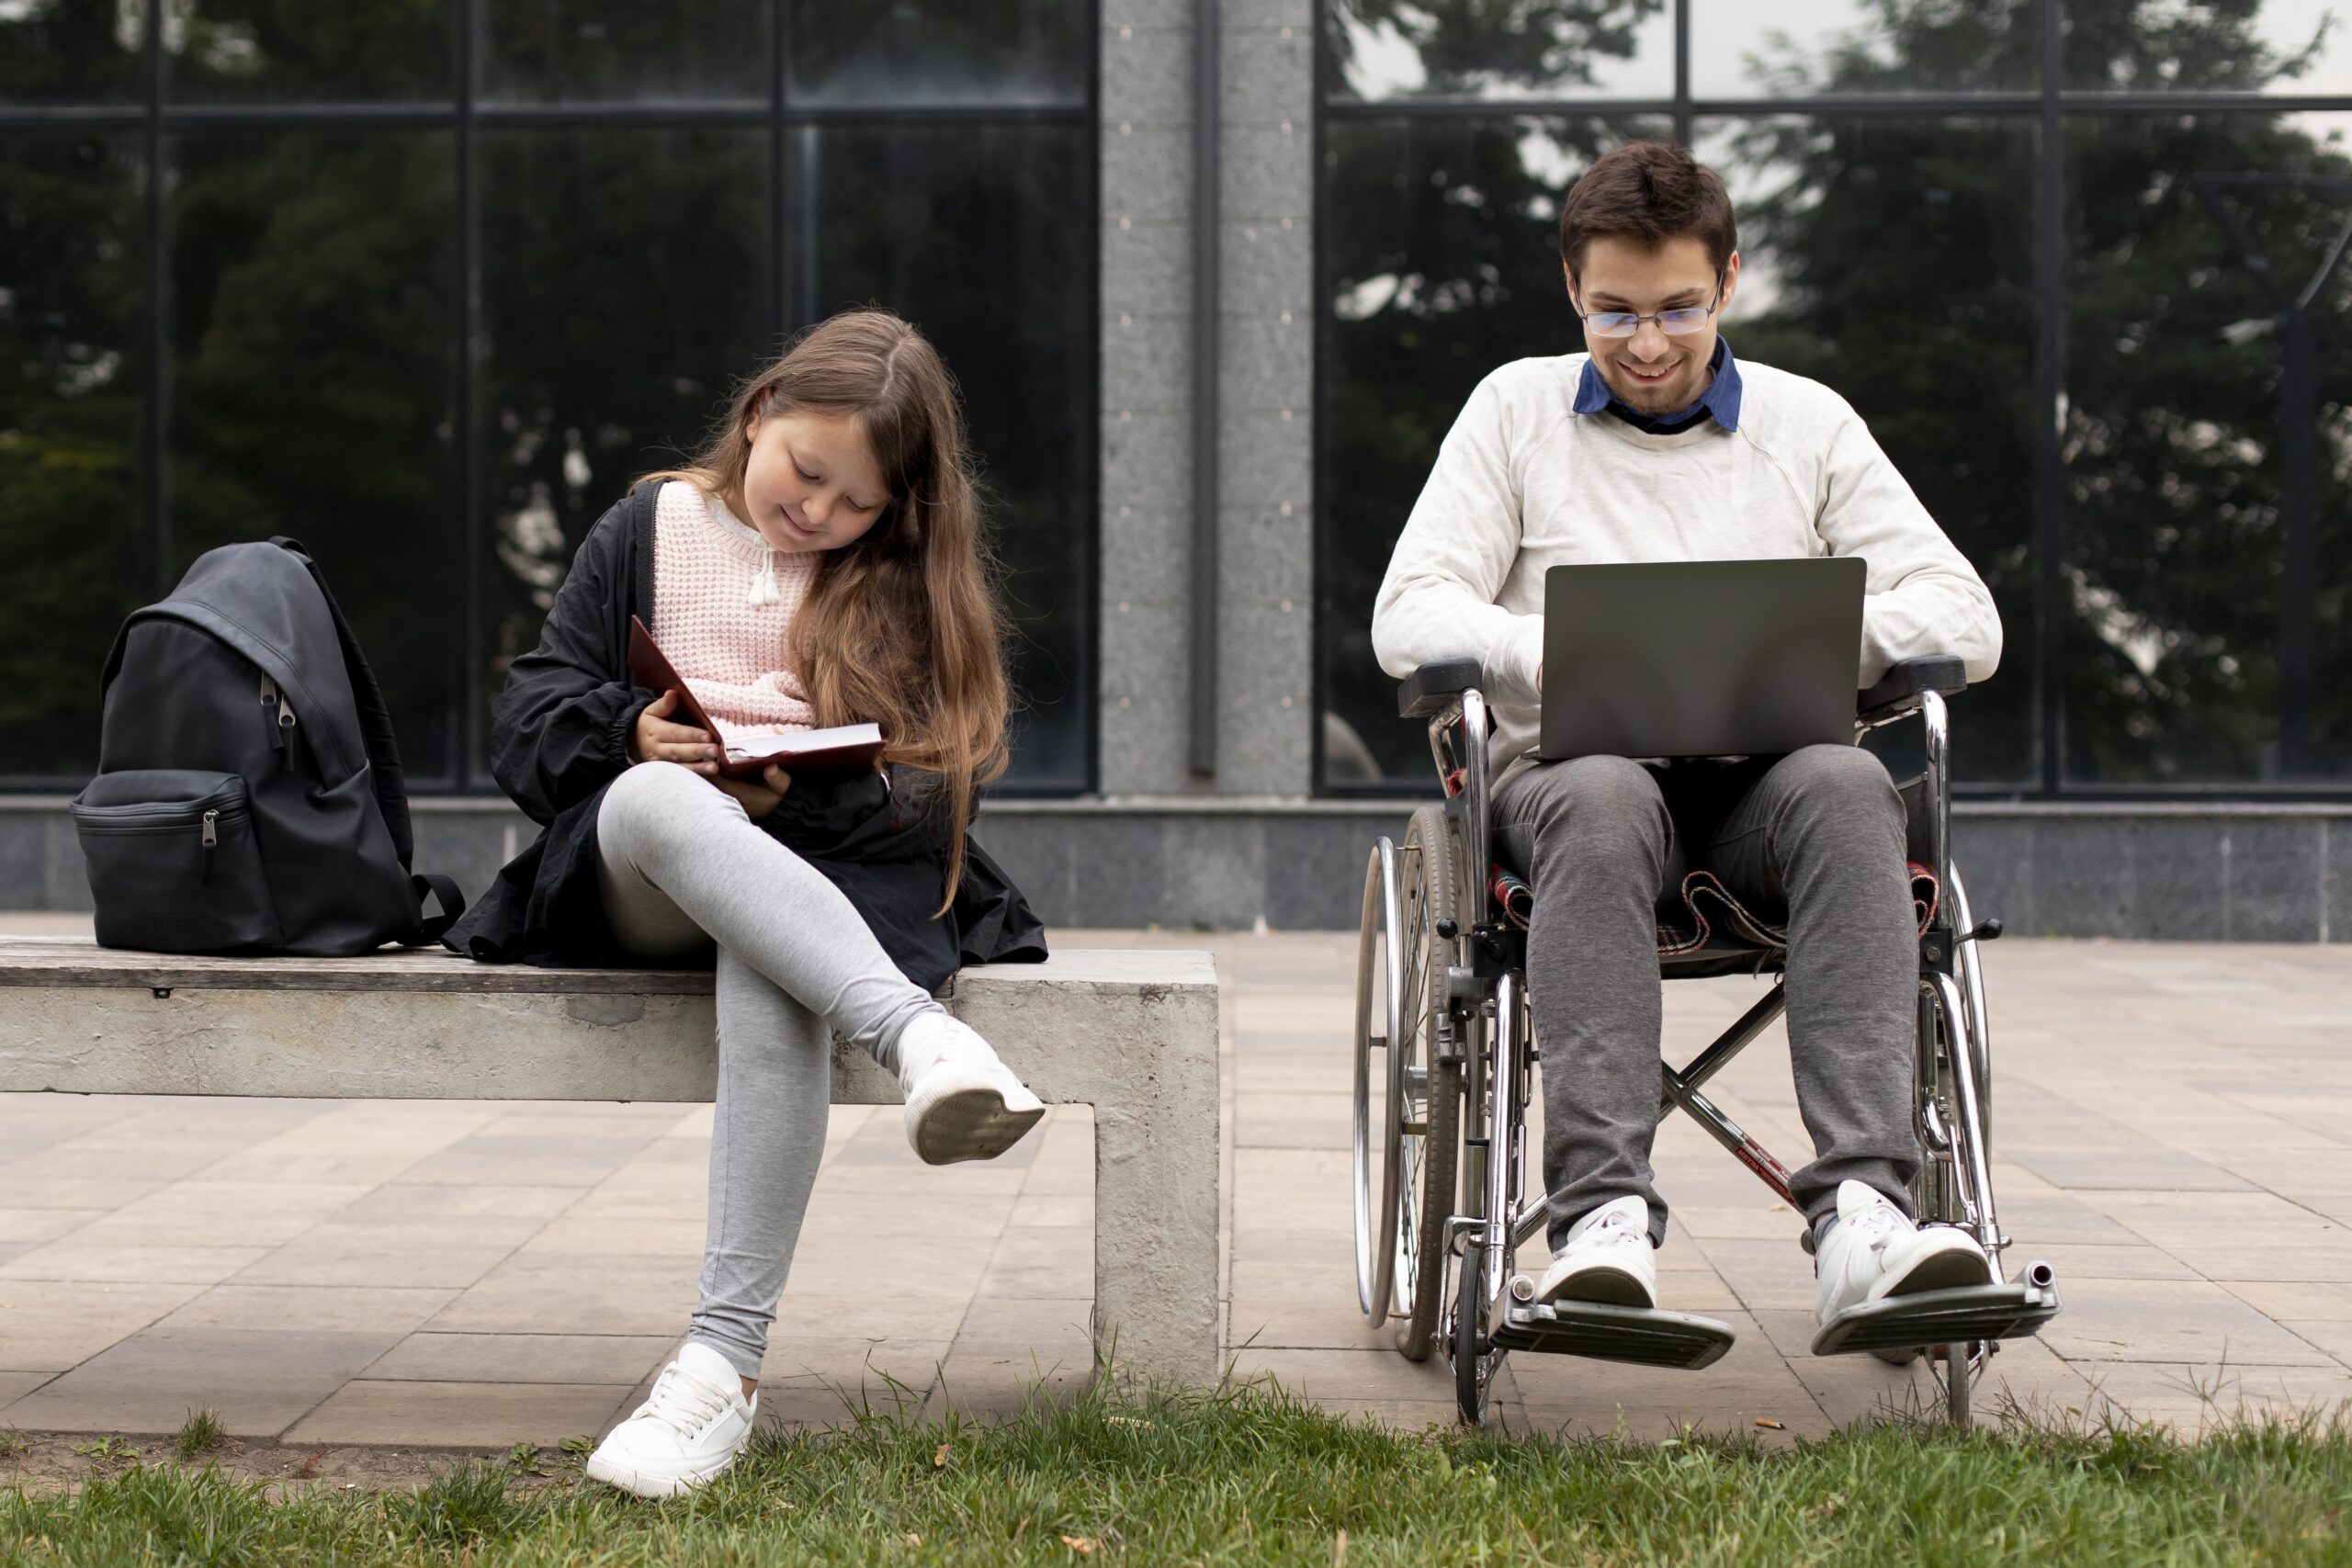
[713,763,794,821]
[630,689,723,775]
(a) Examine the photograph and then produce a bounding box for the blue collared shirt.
[1574,337,1744,434]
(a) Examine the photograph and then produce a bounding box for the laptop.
[1537,558,1866,761]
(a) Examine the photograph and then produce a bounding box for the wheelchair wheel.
[1351,807,1464,1359]
[1452,1237,1498,1426]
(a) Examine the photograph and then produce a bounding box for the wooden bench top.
[0,936,1213,998]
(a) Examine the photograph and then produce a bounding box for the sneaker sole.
[910,1086,1046,1166]
[583,1450,736,1500]
[1537,1263,1656,1310]
[1883,1245,1995,1299]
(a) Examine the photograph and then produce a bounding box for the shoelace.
[1581,1208,1645,1250]
[1845,1204,1903,1265]
[639,1361,735,1441]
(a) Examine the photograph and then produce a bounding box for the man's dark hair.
[1558,141,1737,282]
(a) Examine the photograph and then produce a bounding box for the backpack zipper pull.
[260,674,286,753]
[200,808,219,886]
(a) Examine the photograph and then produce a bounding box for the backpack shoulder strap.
[267,536,417,871]
[626,479,660,627]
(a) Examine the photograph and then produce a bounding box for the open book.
[627,616,886,778]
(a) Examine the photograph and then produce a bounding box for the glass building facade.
[1,0,1095,792]
[8,0,2352,832]
[1317,0,2352,795]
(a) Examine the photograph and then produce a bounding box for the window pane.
[1324,0,1671,102]
[2063,111,2352,784]
[478,128,766,751]
[797,123,1093,785]
[479,0,767,103]
[789,0,1088,107]
[2064,0,2352,95]
[0,134,142,781]
[1317,117,1669,789]
[1698,116,2040,785]
[0,0,141,104]
[168,131,458,780]
[1690,0,2036,99]
[167,0,451,103]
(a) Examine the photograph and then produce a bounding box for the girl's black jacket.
[443,481,1048,992]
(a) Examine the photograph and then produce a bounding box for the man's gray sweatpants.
[594,760,946,1382]
[1492,745,1919,1251]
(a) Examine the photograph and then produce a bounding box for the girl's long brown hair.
[644,310,1010,908]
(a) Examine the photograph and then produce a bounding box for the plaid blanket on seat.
[1490,862,1941,957]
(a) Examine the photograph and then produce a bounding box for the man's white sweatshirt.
[1370,352,2003,774]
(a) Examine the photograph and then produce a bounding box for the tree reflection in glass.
[476,129,766,762]
[790,0,1088,108]
[1324,0,1671,101]
[0,134,142,779]
[798,124,1093,784]
[167,132,458,779]
[480,0,768,103]
[164,0,452,103]
[0,0,141,105]
[1702,110,2039,784]
[1320,117,1668,785]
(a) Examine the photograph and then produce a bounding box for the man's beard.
[1609,359,1694,412]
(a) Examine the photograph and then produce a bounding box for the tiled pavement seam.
[4,921,2351,1446]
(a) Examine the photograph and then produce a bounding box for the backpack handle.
[408,873,468,945]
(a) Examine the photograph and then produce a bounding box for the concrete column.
[1215,0,1315,795]
[1098,0,1315,797]
[1100,1,1198,794]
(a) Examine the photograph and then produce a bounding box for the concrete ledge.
[0,939,1222,1388]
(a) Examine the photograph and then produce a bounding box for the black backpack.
[72,537,463,956]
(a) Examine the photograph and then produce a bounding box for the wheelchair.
[1351,655,2061,1427]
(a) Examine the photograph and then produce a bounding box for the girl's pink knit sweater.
[651,480,818,743]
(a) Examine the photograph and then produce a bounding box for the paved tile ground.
[4,912,2351,1450]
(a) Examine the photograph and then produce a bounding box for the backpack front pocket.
[72,770,284,953]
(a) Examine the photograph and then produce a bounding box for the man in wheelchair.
[1371,142,2007,1346]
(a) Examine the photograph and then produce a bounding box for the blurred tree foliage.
[0,0,1094,788]
[0,134,141,777]
[1319,0,2352,788]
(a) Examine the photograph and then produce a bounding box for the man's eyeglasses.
[1573,278,1724,340]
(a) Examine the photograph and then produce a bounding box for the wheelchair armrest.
[1398,658,1485,718]
[1858,656,1967,722]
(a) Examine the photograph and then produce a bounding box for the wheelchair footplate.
[1492,1297,1738,1371]
[1809,1271,2063,1359]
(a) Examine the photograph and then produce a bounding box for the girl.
[446,310,1049,1497]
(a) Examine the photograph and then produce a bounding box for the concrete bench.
[0,937,1220,1387]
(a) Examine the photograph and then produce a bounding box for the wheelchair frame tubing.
[1458,690,1495,928]
[1931,968,2005,1273]
[1480,968,1525,1335]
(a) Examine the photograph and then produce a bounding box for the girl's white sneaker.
[899,1018,1045,1165]
[583,1342,756,1499]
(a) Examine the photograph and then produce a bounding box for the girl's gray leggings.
[594,760,944,1381]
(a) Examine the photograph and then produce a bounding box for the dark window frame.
[1311,0,2352,800]
[0,0,1100,797]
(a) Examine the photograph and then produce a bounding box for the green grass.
[173,1410,228,1464]
[6,1379,2351,1566]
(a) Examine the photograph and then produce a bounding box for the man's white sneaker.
[1813,1179,1993,1328]
[583,1341,756,1499]
[1533,1194,1659,1309]
[899,1018,1045,1166]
